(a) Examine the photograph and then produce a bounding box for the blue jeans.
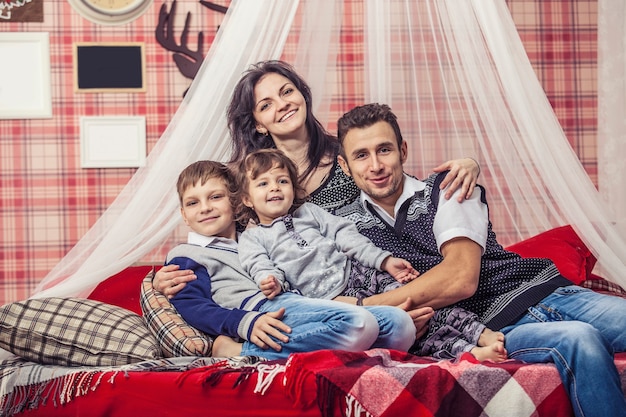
[241,292,414,359]
[363,305,415,351]
[500,285,626,417]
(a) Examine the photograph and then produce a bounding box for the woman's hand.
[153,264,197,298]
[396,298,434,339]
[433,158,480,202]
[249,307,291,351]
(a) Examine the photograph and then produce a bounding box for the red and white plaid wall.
[0,0,598,305]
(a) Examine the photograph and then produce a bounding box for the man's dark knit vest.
[336,172,571,330]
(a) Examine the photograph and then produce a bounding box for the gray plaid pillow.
[0,297,162,366]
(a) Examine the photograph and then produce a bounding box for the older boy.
[165,160,416,359]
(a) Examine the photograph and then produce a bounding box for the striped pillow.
[0,297,162,366]
[139,270,213,357]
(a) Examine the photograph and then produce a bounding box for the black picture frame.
[74,43,146,93]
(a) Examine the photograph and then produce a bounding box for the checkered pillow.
[0,297,162,366]
[140,270,213,357]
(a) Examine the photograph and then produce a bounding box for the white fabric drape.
[32,0,626,299]
[32,0,302,298]
[362,0,626,287]
[597,0,626,237]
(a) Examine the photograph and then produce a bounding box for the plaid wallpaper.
[0,0,598,305]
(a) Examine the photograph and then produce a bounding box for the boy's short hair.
[234,149,307,225]
[176,160,238,209]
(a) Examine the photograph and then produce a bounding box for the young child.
[165,160,416,359]
[236,149,419,302]
[236,149,507,362]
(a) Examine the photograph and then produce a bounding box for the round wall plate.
[68,0,153,26]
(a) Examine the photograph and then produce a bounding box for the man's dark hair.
[337,103,404,158]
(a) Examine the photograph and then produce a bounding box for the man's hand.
[153,264,197,298]
[259,275,282,299]
[249,307,291,351]
[396,297,434,339]
[381,256,419,283]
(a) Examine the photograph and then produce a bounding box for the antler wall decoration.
[155,0,228,95]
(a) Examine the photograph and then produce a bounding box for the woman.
[226,60,479,213]
[155,60,479,303]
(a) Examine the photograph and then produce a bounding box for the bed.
[1,226,625,417]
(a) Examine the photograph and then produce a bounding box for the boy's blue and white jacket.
[166,233,268,342]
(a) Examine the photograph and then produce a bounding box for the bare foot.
[211,335,243,357]
[471,342,508,362]
[478,328,504,347]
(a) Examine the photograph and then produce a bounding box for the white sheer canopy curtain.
[364,0,626,288]
[598,1,626,237]
[32,0,626,300]
[31,0,303,299]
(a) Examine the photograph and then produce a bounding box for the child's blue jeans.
[241,292,414,359]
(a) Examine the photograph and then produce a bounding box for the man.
[334,103,626,417]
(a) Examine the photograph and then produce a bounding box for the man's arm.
[363,179,486,309]
[362,236,482,309]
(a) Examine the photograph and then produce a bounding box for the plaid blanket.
[3,347,625,417]
[0,355,267,416]
[284,349,584,417]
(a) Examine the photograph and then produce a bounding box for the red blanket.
[284,349,577,417]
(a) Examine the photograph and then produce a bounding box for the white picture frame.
[0,32,52,119]
[80,116,146,168]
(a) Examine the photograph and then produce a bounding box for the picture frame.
[74,42,146,93]
[0,32,52,119]
[80,116,147,168]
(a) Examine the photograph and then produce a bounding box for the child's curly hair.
[234,149,307,225]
